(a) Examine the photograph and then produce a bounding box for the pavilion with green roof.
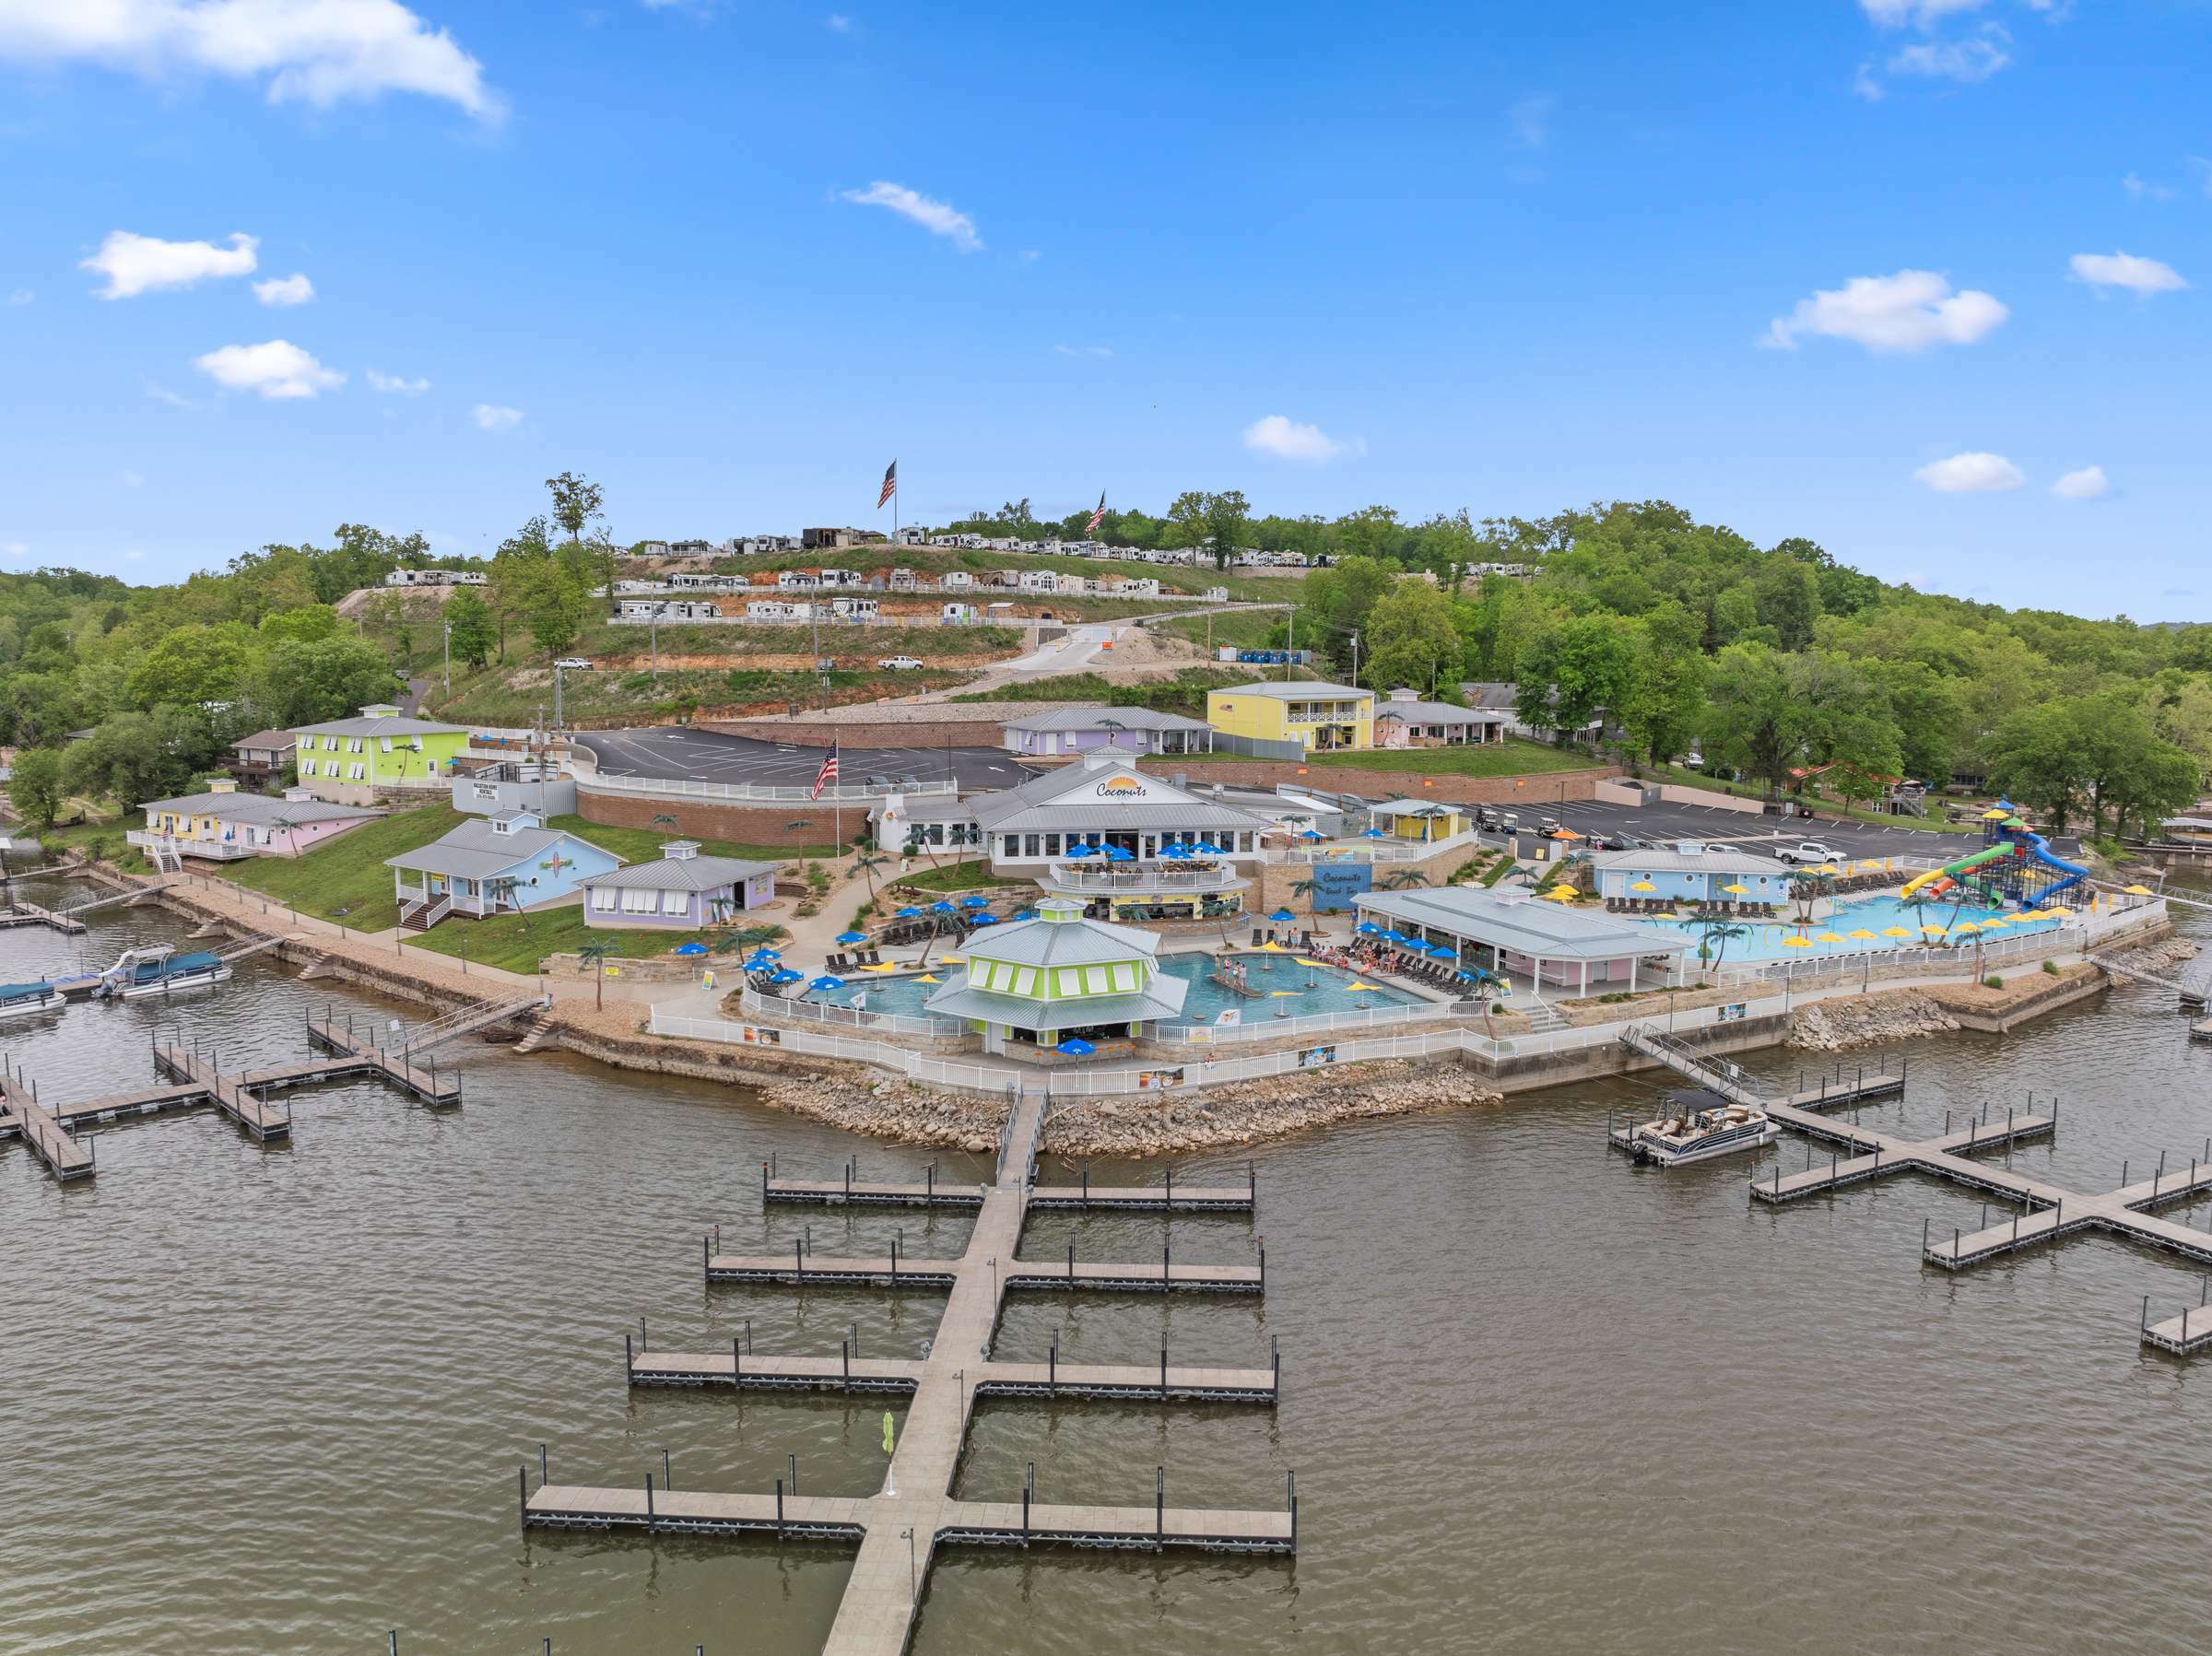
[921,897,1188,1057]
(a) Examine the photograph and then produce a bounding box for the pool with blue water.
[1628,894,2068,962]
[806,950,1426,1025]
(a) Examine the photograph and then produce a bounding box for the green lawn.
[541,814,831,863]
[950,665,1253,719]
[405,904,711,975]
[888,859,1030,892]
[1155,608,1283,650]
[220,805,469,932]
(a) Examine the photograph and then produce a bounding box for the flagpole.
[833,736,841,853]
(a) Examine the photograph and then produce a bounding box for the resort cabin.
[1591,842,1789,906]
[130,781,382,863]
[579,840,778,929]
[941,602,979,624]
[1000,706,1216,758]
[1206,680,1375,752]
[225,727,298,792]
[292,705,475,805]
[1353,886,1690,1000]
[1367,799,1472,843]
[1374,689,1508,748]
[922,898,1188,1060]
[383,807,622,931]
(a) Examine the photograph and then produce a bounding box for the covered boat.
[0,978,65,1021]
[1629,1100,1776,1167]
[92,945,233,1001]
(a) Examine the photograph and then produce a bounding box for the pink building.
[131,781,383,863]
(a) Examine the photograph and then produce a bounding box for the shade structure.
[1063,845,1100,860]
[1355,922,1382,934]
[914,973,943,984]
[894,906,923,918]
[1781,935,1813,948]
[835,931,867,944]
[808,975,844,990]
[1846,928,1879,940]
[930,900,956,912]
[1054,1038,1096,1056]
[1816,932,1844,943]
[1982,807,2011,819]
[1427,943,1458,958]
[1193,841,1224,854]
[1882,926,1914,939]
[770,969,805,984]
[1921,924,1948,935]
[1629,880,1657,892]
[971,912,999,925]
[1345,981,1382,992]
[1721,883,1750,895]
[1976,917,2009,928]
[1255,941,1286,953]
[1269,909,1297,922]
[939,953,965,964]
[961,894,991,908]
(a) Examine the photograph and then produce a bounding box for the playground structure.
[1900,805,2088,911]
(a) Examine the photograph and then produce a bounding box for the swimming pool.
[806,950,1426,1026]
[1628,894,2068,963]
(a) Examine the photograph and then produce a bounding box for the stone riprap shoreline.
[1788,989,1960,1051]
[754,1071,1012,1153]
[2102,934,2200,974]
[1043,1062,1502,1157]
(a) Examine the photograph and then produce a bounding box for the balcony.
[1038,862,1246,895]
[127,829,255,862]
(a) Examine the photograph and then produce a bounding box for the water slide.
[1900,842,2013,900]
[2019,830,2089,904]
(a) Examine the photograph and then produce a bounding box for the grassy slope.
[405,905,724,974]
[220,805,469,932]
[710,544,1287,602]
[539,814,833,863]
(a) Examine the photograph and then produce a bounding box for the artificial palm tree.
[1464,965,1504,1038]
[1382,868,1430,891]
[1290,875,1319,913]
[1696,919,1749,982]
[853,851,889,903]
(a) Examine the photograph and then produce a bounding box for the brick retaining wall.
[575,782,853,846]
[1135,758,1618,804]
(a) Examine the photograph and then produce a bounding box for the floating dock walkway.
[2088,951,2209,1011]
[0,877,181,934]
[763,1156,1256,1213]
[521,1088,1292,1655]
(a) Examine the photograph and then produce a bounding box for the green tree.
[257,604,341,645]
[1987,704,2088,832]
[545,471,606,547]
[1619,616,1709,766]
[1703,642,1797,792]
[1363,580,1462,693]
[124,623,253,710]
[7,746,66,830]
[1299,556,1398,675]
[443,588,498,668]
[1166,489,1251,570]
[1515,614,1637,741]
[253,636,402,727]
[61,707,219,811]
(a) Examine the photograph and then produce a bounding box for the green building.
[922,897,1188,1057]
[293,703,474,805]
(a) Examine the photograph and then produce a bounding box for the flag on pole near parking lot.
[877,460,898,509]
[1085,491,1106,534]
[811,740,840,801]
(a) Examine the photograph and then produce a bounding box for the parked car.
[554,657,593,670]
[1776,840,1850,866]
[1595,831,1630,851]
[877,655,925,670]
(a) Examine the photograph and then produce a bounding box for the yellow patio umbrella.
[1847,928,1878,940]
[939,953,965,964]
[1816,863,1841,875]
[1256,941,1287,952]
[862,960,901,971]
[1294,957,1328,969]
[1782,935,1813,948]
[1652,910,1680,920]
[1344,981,1382,992]
[1629,880,1657,893]
[1920,923,1948,935]
[1975,917,2008,929]
[1721,882,1749,895]
[2123,884,2154,896]
[1982,807,2011,819]
[1882,926,1914,938]
[914,973,943,983]
[1269,990,1302,997]
[1545,886,1578,901]
[1816,932,1844,943]
[1858,859,1881,870]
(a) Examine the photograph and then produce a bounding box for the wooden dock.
[2142,1297,2212,1357]
[762,1159,1256,1213]
[0,898,86,934]
[524,1087,1290,1654]
[0,1086,96,1180]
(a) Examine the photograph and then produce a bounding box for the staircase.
[400,895,453,933]
[512,1011,559,1054]
[1517,999,1571,1034]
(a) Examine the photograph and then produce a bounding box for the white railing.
[1041,866,1244,893]
[1153,998,1460,1045]
[651,1011,1021,1091]
[579,770,955,805]
[737,984,964,1037]
[1263,828,1479,865]
[126,830,253,861]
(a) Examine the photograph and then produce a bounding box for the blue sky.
[0,0,2206,617]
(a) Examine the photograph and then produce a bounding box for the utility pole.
[811,601,825,711]
[651,609,660,686]
[553,664,564,732]
[1285,607,1295,682]
[1350,629,1361,689]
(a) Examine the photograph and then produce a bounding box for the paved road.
[575,728,1034,793]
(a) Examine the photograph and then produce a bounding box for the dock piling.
[645,1473,655,1533]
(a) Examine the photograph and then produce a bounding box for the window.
[300,758,316,777]
[661,889,688,916]
[1023,834,1041,858]
[1011,969,1036,997]
[1056,969,1079,996]
[380,737,393,753]
[1044,833,1062,856]
[347,738,364,753]
[1084,966,1110,993]
[620,887,656,914]
[347,763,367,781]
[590,888,618,912]
[1110,964,1136,993]
[322,736,337,751]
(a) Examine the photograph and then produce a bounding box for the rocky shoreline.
[1043,1062,1502,1157]
[754,1071,1013,1152]
[1789,990,1960,1051]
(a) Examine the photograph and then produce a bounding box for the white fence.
[1263,828,1478,865]
[651,1011,1021,1092]
[1152,998,1460,1046]
[579,770,956,805]
[738,984,962,1038]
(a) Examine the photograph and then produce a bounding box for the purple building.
[1001,706,1215,758]
[580,840,779,929]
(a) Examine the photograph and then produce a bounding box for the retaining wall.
[1140,759,1618,805]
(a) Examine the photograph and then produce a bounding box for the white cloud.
[838,181,982,253]
[2051,464,2111,500]
[81,229,257,299]
[120,469,145,487]
[2069,251,2187,297]
[2124,172,2175,203]
[1053,344,1112,358]
[1888,29,2010,83]
[252,272,314,306]
[1914,451,2025,493]
[1242,415,1358,464]
[472,402,524,432]
[366,369,429,393]
[122,548,145,561]
[1852,61,1885,100]
[145,382,197,409]
[826,12,853,30]
[5,288,30,305]
[1764,267,2007,352]
[0,0,500,119]
[192,338,344,399]
[1509,93,1553,150]
[1,539,29,558]
[1859,0,1989,23]
[1018,249,1041,263]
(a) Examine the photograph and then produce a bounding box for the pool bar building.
[922,898,1190,1059]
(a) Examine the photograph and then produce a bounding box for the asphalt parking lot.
[575,728,1036,793]
[1505,796,1995,862]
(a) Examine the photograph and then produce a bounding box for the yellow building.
[1205,680,1375,752]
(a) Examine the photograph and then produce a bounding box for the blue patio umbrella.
[808,975,845,991]
[1055,1038,1096,1056]
[1299,828,1326,840]
[1193,841,1223,854]
[1104,844,1135,862]
[970,912,999,925]
[770,969,804,984]
[895,906,923,918]
[961,894,990,908]
[1064,843,1100,859]
[1427,943,1458,959]
[1355,921,1382,935]
[744,955,778,969]
[1362,827,1388,838]
[835,931,868,944]
[930,900,957,913]
[1382,930,1409,943]
[674,942,709,957]
[1010,908,1037,921]
[1269,909,1296,923]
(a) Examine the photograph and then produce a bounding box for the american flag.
[877,460,898,510]
[810,742,840,800]
[1085,491,1106,534]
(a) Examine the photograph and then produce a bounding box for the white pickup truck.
[1775,840,1850,866]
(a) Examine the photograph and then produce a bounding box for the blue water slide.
[2023,831,2088,903]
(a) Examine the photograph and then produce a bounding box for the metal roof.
[1375,699,1504,724]
[142,791,382,827]
[1352,888,1691,960]
[921,976,1188,1031]
[1369,798,1462,816]
[1002,706,1214,734]
[579,854,778,892]
[385,820,612,880]
[296,714,470,739]
[1212,681,1368,701]
[960,912,1162,969]
[965,759,1272,835]
[230,728,299,752]
[1590,847,1788,876]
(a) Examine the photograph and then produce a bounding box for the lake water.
[6,868,2212,1654]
